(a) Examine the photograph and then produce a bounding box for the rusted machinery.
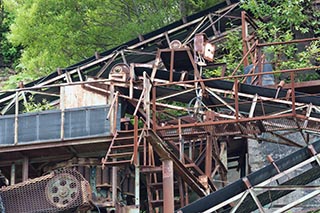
[0,169,92,213]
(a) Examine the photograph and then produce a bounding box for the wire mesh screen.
[0,169,92,213]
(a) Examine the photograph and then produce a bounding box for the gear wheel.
[45,174,80,209]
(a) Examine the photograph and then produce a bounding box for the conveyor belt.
[177,139,320,212]
[0,0,241,103]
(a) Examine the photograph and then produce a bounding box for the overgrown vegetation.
[0,0,319,88]
[1,0,223,88]
[23,95,53,113]
[204,0,320,81]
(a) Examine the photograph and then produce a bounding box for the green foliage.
[204,29,243,78]
[3,0,222,86]
[0,1,20,69]
[240,0,320,82]
[23,95,53,113]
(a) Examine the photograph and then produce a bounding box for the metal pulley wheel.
[45,174,80,209]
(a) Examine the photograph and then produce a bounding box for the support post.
[10,163,15,185]
[112,166,118,205]
[60,86,65,139]
[135,153,140,210]
[234,78,239,120]
[14,91,19,145]
[205,135,212,177]
[22,156,29,182]
[290,71,296,116]
[163,159,174,213]
[241,11,249,67]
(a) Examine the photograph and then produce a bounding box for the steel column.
[163,159,174,213]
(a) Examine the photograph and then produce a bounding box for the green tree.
[0,0,20,73]
[237,0,320,82]
[3,0,222,88]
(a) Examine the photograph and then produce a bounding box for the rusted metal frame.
[120,50,127,65]
[241,57,259,84]
[182,15,209,45]
[151,49,162,81]
[206,87,305,108]
[129,64,135,99]
[273,190,320,213]
[207,14,219,36]
[112,165,118,205]
[254,185,320,191]
[156,88,196,101]
[60,86,65,139]
[219,141,228,177]
[211,164,220,179]
[14,91,20,145]
[170,49,174,82]
[147,130,208,196]
[25,89,60,97]
[256,37,320,47]
[211,144,228,175]
[241,11,249,67]
[1,91,19,115]
[132,123,146,165]
[186,49,206,92]
[205,88,243,118]
[178,177,185,207]
[230,190,250,213]
[96,52,120,78]
[303,104,313,129]
[241,12,258,67]
[272,104,307,116]
[165,139,205,177]
[76,67,83,82]
[133,88,146,116]
[129,11,212,50]
[156,66,320,89]
[178,119,185,163]
[101,133,119,168]
[159,113,295,131]
[308,144,320,166]
[293,116,308,144]
[203,154,320,212]
[135,153,140,209]
[266,132,304,148]
[196,3,240,41]
[205,134,213,178]
[163,159,175,213]
[143,72,152,128]
[291,71,296,116]
[242,177,265,213]
[266,155,281,175]
[133,116,139,166]
[106,91,119,120]
[234,78,239,120]
[249,94,258,118]
[235,42,259,77]
[152,85,157,131]
[145,175,154,213]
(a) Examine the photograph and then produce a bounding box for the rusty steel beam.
[163,159,174,213]
[147,130,207,197]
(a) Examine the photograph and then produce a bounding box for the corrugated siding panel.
[0,115,14,145]
[0,105,118,145]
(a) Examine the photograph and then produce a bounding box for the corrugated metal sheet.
[0,105,119,145]
[0,116,14,145]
